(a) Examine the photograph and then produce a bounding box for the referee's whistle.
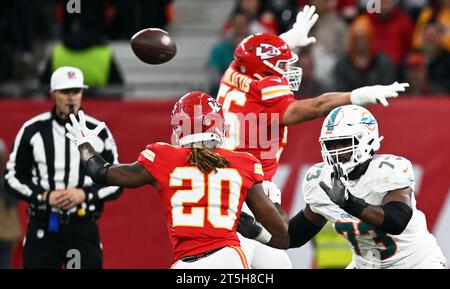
[77,208,86,217]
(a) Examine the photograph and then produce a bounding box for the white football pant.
[171,246,250,269]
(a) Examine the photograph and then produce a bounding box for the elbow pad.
[380,201,413,235]
[85,154,112,186]
[288,210,323,248]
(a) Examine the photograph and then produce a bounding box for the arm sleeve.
[4,125,45,206]
[288,210,323,248]
[85,125,123,203]
[379,201,413,235]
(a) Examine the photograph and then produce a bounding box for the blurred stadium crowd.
[0,0,173,98]
[207,0,450,97]
[0,0,449,99]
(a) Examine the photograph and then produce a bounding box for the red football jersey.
[137,142,264,261]
[217,63,296,180]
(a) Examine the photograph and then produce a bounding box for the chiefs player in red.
[217,5,409,268]
[64,92,288,268]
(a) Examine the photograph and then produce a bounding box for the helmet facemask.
[263,53,303,91]
[320,133,383,174]
[321,136,361,174]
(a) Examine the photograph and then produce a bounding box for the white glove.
[279,5,319,49]
[65,110,106,148]
[262,181,282,204]
[350,82,410,107]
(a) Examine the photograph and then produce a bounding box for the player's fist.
[237,212,262,239]
[237,212,272,244]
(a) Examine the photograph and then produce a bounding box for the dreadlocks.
[187,146,230,174]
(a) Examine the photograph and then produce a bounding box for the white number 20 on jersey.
[170,167,243,230]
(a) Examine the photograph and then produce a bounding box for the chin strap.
[179,133,222,147]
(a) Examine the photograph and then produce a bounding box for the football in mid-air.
[130,28,177,65]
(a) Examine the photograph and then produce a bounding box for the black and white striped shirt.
[5,107,122,219]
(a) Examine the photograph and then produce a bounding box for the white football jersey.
[303,154,446,269]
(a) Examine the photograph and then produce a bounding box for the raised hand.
[319,164,348,207]
[65,110,105,148]
[279,5,319,49]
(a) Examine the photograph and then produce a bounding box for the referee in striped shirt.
[5,66,122,268]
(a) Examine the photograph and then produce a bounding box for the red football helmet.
[171,91,225,147]
[234,33,302,91]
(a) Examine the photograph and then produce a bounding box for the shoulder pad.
[368,155,415,193]
[302,163,331,205]
[256,76,293,102]
[141,142,175,162]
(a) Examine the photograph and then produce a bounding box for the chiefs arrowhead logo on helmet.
[255,43,282,60]
[207,97,222,113]
[233,33,303,91]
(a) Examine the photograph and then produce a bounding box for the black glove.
[237,212,263,239]
[319,164,367,217]
[319,164,348,207]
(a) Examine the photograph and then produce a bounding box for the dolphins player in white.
[238,105,447,269]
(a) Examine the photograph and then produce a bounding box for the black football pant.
[23,218,102,269]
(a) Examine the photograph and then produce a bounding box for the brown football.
[130,28,177,65]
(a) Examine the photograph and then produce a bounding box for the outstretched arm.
[282,82,409,126]
[66,110,157,189]
[79,143,156,188]
[283,92,350,125]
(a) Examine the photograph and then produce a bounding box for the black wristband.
[85,154,112,185]
[341,192,368,217]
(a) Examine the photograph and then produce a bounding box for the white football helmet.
[319,105,383,173]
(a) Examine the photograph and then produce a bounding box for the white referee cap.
[50,66,89,91]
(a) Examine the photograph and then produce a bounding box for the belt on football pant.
[180,247,224,263]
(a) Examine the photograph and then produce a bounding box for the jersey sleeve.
[302,163,334,216]
[255,76,296,118]
[137,142,172,181]
[370,155,416,195]
[252,161,265,185]
[238,152,265,186]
